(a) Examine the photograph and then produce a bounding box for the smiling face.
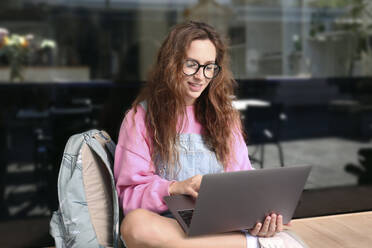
[182,39,217,106]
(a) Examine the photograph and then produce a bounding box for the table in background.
[288,211,372,248]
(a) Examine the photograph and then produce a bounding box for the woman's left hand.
[249,213,283,237]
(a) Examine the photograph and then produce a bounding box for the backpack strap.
[49,210,65,247]
[86,133,119,248]
[96,130,116,162]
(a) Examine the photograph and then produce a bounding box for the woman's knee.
[121,209,166,247]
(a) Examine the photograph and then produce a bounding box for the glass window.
[0,2,371,245]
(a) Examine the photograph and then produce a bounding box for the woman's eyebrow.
[186,57,216,64]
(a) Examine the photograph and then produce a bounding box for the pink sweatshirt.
[114,104,252,215]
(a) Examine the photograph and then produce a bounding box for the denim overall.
[156,133,224,182]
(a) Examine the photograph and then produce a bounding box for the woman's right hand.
[249,213,283,237]
[168,175,203,198]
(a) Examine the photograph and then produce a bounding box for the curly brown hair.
[133,21,243,174]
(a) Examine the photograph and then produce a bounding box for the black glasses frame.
[182,59,221,79]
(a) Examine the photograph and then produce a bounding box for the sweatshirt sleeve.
[114,106,174,215]
[226,129,254,172]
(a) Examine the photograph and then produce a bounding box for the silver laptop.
[164,165,311,237]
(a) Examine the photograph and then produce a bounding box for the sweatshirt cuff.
[156,178,176,200]
[164,180,176,196]
[155,179,176,213]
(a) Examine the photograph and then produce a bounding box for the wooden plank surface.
[288,211,372,248]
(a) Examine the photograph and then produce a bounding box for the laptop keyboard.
[177,209,194,227]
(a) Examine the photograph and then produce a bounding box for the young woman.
[114,21,283,248]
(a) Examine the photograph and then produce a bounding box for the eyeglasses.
[182,59,221,79]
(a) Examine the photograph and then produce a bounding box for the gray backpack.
[50,129,120,248]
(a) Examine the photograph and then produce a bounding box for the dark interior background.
[0,1,372,247]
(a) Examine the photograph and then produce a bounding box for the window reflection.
[1,0,372,80]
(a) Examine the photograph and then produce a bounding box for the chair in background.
[244,103,286,168]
